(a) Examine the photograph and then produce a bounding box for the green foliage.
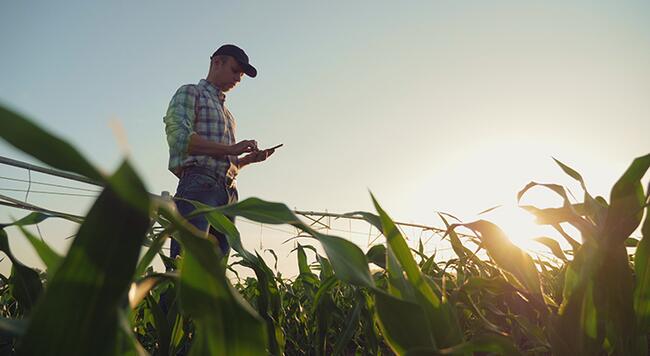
[0,103,649,355]
[18,162,151,356]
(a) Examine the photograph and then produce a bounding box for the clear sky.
[1,1,649,276]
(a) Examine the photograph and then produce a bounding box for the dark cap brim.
[242,63,257,78]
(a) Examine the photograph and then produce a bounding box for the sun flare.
[488,205,555,254]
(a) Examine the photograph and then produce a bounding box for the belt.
[180,166,236,188]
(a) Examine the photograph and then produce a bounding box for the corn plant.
[0,102,648,355]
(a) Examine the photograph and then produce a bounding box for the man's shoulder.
[168,84,201,106]
[174,83,200,96]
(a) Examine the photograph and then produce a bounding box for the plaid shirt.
[163,79,239,179]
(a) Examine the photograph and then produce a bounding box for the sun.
[484,202,573,261]
[490,205,546,250]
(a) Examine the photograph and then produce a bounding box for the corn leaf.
[372,193,464,349]
[366,244,387,269]
[0,229,43,314]
[433,334,522,356]
[374,291,437,354]
[0,104,103,182]
[457,220,543,298]
[175,229,268,356]
[534,236,567,261]
[634,182,650,332]
[604,154,650,243]
[218,198,376,288]
[18,161,150,355]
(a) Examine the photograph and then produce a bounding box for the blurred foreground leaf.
[0,104,103,182]
[18,161,150,356]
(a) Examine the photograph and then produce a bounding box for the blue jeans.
[171,166,238,259]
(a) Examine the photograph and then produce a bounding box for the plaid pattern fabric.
[163,79,239,178]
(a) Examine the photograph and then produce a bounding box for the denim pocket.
[176,173,218,196]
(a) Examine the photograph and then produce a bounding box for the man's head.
[207,44,257,92]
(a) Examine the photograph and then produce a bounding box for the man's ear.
[210,57,220,70]
[212,55,228,68]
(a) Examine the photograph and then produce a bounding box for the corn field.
[0,103,649,355]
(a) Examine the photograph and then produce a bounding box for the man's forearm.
[187,133,232,158]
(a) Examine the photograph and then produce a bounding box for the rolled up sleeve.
[163,85,197,175]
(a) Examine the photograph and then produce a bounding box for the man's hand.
[229,140,258,155]
[247,148,276,163]
[238,148,276,168]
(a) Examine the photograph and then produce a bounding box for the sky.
[1,1,649,276]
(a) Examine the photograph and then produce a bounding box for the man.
[163,44,275,259]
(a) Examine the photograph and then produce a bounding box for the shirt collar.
[199,79,226,103]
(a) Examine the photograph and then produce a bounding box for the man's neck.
[202,78,227,103]
[205,76,221,89]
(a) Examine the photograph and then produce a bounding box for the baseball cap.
[211,44,257,78]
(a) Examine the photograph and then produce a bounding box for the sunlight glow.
[488,205,554,255]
